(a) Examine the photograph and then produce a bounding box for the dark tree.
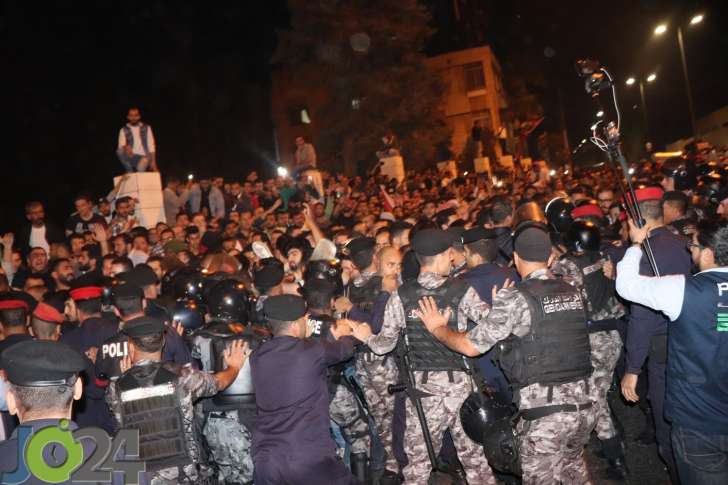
[274,0,451,173]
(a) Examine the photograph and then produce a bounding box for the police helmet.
[545,197,575,234]
[460,390,521,475]
[304,259,344,296]
[161,267,205,301]
[205,279,251,323]
[565,220,601,253]
[171,298,206,333]
[661,156,697,191]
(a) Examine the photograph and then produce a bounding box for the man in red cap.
[619,186,692,483]
[30,302,65,341]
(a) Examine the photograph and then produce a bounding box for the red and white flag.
[379,185,397,212]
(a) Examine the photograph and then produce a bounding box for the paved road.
[584,392,671,485]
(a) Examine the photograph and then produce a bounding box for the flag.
[379,185,396,212]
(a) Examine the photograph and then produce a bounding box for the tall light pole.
[654,13,704,137]
[626,74,657,141]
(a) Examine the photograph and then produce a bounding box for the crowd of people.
[0,124,727,485]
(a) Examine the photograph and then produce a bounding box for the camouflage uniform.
[329,380,371,454]
[351,271,399,471]
[106,360,217,485]
[368,271,496,485]
[553,257,625,441]
[203,410,255,484]
[467,269,597,485]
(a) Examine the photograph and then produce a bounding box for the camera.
[575,59,611,96]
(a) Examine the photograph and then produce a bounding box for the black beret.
[1,340,86,386]
[461,227,498,245]
[300,278,337,298]
[411,229,454,256]
[122,316,165,337]
[263,294,307,322]
[253,261,285,290]
[125,264,159,287]
[345,237,376,258]
[446,226,466,248]
[513,222,552,263]
[43,290,70,315]
[111,282,144,300]
[662,190,689,204]
[71,272,105,290]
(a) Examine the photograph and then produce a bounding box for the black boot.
[601,436,629,482]
[350,452,369,483]
[635,406,656,446]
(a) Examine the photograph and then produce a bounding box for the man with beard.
[49,258,74,291]
[6,246,52,289]
[116,107,157,173]
[109,196,137,237]
[17,201,64,255]
[285,237,311,284]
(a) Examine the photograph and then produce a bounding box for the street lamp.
[653,13,705,136]
[596,110,604,118]
[625,74,657,141]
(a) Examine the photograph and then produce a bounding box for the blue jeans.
[117,148,149,172]
[672,426,728,485]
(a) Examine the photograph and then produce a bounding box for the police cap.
[411,229,454,256]
[1,340,86,386]
[263,294,307,322]
[461,227,498,245]
[122,316,165,337]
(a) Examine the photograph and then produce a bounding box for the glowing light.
[277,166,289,177]
[590,123,599,131]
[596,110,604,118]
[564,170,569,175]
[549,169,556,176]
[646,73,657,82]
[654,24,667,35]
[628,168,635,175]
[463,171,468,176]
[625,77,636,86]
[690,14,704,25]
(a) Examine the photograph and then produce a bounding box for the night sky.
[4,0,727,230]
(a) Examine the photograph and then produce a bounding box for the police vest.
[497,278,592,388]
[116,362,188,472]
[667,271,728,434]
[563,252,611,313]
[96,333,130,381]
[348,276,383,313]
[398,278,470,372]
[122,124,150,155]
[307,313,335,341]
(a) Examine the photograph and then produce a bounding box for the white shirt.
[128,249,149,267]
[118,124,156,155]
[616,245,728,321]
[29,225,50,253]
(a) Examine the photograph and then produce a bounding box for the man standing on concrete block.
[117,107,158,173]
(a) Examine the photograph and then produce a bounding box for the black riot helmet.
[565,220,601,254]
[304,259,344,296]
[661,156,697,191]
[460,390,520,475]
[161,267,205,301]
[171,298,206,333]
[545,197,575,234]
[205,279,251,323]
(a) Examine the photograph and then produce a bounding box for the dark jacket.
[16,222,65,256]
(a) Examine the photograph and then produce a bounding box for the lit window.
[301,109,311,124]
[464,62,485,91]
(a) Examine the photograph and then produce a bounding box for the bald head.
[377,246,402,279]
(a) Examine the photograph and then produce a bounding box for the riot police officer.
[193,278,265,485]
[355,228,496,485]
[105,316,247,485]
[416,222,595,485]
[553,220,628,479]
[95,283,192,385]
